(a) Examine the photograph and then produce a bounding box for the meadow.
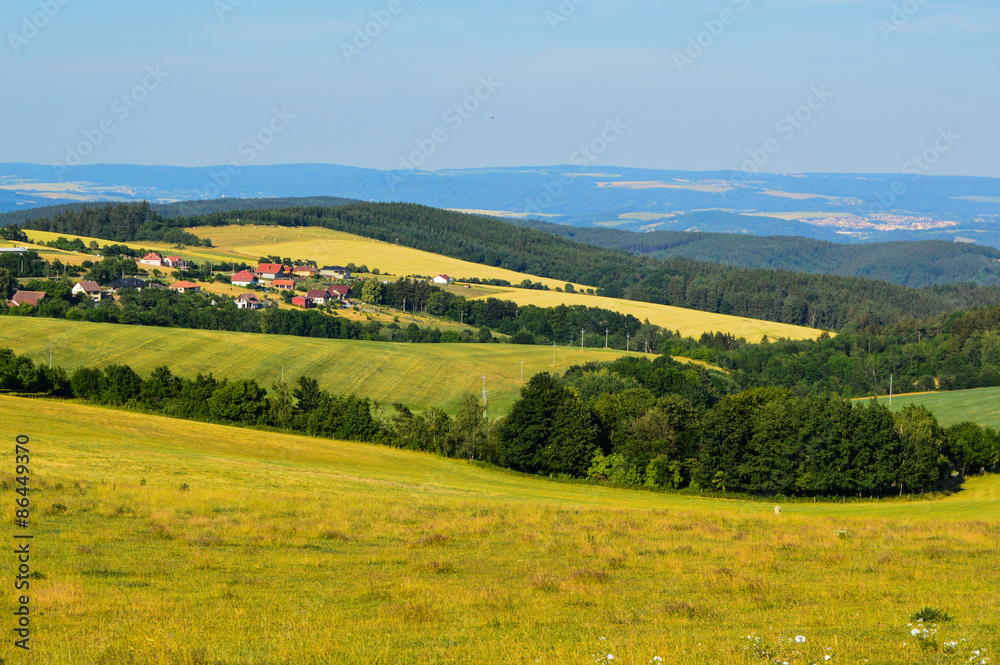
[873,386,1000,430]
[1,395,997,664]
[0,317,640,415]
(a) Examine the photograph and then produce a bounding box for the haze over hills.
[2,163,999,246]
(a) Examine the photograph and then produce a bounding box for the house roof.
[321,265,348,271]
[142,252,162,260]
[166,256,184,261]
[293,265,317,272]
[257,263,284,274]
[75,281,101,292]
[272,279,296,286]
[306,289,328,298]
[327,284,351,297]
[231,270,256,282]
[169,281,200,290]
[434,274,451,280]
[9,290,45,306]
[236,293,261,303]
[106,277,146,290]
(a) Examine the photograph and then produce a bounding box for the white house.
[235,293,263,310]
[72,281,103,303]
[139,252,164,267]
[431,274,452,285]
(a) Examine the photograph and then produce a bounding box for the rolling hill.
[1,393,997,663]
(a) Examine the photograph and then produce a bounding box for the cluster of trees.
[24,202,211,247]
[495,362,999,496]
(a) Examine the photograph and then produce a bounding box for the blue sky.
[2,0,998,176]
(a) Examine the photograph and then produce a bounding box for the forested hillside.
[520,220,1000,288]
[21,201,1000,330]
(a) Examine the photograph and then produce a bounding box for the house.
[72,281,103,302]
[326,284,351,302]
[230,270,258,287]
[431,274,452,285]
[306,289,330,306]
[105,277,147,292]
[256,263,285,280]
[8,290,45,308]
[292,265,318,278]
[272,279,296,291]
[168,281,202,293]
[291,295,312,308]
[163,256,187,269]
[319,265,351,279]
[235,293,263,310]
[139,252,164,267]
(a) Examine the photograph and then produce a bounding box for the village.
[7,248,456,314]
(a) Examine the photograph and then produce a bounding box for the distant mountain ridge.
[2,162,998,245]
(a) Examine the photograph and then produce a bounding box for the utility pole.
[889,372,893,406]
[627,332,630,352]
[481,373,488,410]
[581,328,585,351]
[605,327,609,349]
[281,364,284,382]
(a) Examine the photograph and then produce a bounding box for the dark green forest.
[519,220,1000,288]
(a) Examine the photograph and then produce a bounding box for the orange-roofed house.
[272,279,296,291]
[256,263,285,280]
[231,270,258,287]
[140,252,164,267]
[168,281,202,293]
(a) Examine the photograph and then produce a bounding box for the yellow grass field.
[0,395,997,664]
[0,317,641,415]
[476,287,822,342]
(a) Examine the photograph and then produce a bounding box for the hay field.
[0,395,997,664]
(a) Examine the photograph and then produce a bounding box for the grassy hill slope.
[1,395,997,664]
[0,317,639,414]
[871,386,1000,429]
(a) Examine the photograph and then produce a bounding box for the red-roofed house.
[235,293,263,310]
[306,289,330,306]
[256,263,285,280]
[431,274,452,285]
[163,256,187,269]
[292,295,311,308]
[230,270,258,287]
[8,290,45,308]
[72,281,103,302]
[326,284,351,302]
[272,279,296,291]
[140,252,164,267]
[168,281,201,293]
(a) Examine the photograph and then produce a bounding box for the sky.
[2,0,998,177]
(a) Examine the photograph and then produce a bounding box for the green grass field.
[869,387,1000,430]
[1,395,998,664]
[0,317,641,415]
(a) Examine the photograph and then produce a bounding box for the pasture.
[873,386,1000,430]
[0,395,997,664]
